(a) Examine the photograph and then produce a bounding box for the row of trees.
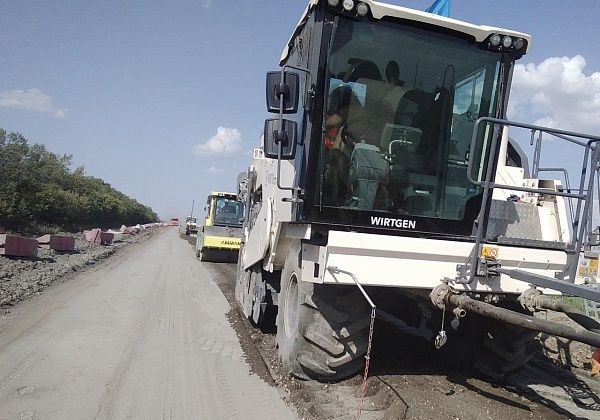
[0,128,158,234]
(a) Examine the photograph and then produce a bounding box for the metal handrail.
[537,167,575,225]
[462,117,600,284]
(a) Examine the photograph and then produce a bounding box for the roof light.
[502,35,513,48]
[342,0,354,11]
[328,0,340,6]
[513,38,524,50]
[489,34,501,47]
[356,2,369,15]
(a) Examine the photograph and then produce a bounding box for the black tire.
[200,249,213,262]
[276,243,371,381]
[472,320,538,380]
[235,245,253,317]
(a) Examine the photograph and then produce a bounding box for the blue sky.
[2,0,600,220]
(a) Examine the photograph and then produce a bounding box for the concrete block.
[37,234,51,245]
[120,225,136,235]
[107,230,124,242]
[84,229,102,244]
[100,232,114,245]
[49,235,75,252]
[0,234,38,257]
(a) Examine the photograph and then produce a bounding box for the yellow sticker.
[589,258,599,269]
[481,246,499,259]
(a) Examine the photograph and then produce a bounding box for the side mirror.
[236,171,247,201]
[263,118,297,159]
[266,71,299,114]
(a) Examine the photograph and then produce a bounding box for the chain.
[434,305,448,349]
[357,306,376,419]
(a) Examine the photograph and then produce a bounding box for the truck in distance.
[185,216,198,236]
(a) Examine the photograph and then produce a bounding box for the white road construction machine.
[235,0,600,381]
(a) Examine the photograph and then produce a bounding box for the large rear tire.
[200,249,214,262]
[276,243,371,381]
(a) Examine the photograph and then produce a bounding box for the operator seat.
[389,90,434,173]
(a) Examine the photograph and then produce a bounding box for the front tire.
[276,243,371,381]
[235,245,253,318]
[200,249,213,262]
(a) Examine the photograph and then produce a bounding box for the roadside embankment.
[0,226,165,307]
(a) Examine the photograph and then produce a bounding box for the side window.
[453,69,486,118]
[450,69,486,162]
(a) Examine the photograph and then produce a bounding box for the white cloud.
[0,88,66,117]
[207,166,225,175]
[193,127,242,156]
[508,55,600,134]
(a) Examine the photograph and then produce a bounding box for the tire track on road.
[93,269,166,419]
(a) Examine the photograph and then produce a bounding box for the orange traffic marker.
[591,348,600,376]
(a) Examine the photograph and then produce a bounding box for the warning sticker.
[480,246,499,259]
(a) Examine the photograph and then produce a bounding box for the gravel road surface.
[0,228,295,420]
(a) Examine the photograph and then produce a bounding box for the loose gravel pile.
[0,228,162,307]
[538,311,596,369]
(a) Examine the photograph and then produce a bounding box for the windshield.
[318,17,502,227]
[213,197,243,226]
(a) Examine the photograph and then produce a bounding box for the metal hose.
[531,295,600,334]
[446,293,600,348]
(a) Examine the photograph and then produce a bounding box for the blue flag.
[425,0,451,17]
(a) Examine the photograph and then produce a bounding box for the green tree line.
[0,128,158,234]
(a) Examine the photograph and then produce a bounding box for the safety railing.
[462,117,600,284]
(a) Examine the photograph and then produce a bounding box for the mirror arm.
[276,141,294,192]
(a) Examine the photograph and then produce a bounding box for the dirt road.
[0,228,295,420]
[182,238,600,420]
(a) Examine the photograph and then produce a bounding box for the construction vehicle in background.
[185,216,198,236]
[235,0,600,382]
[196,191,243,262]
[185,199,198,235]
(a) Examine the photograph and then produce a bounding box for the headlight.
[502,36,513,48]
[489,34,502,47]
[342,0,354,11]
[328,0,340,6]
[356,2,369,15]
[513,38,525,50]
